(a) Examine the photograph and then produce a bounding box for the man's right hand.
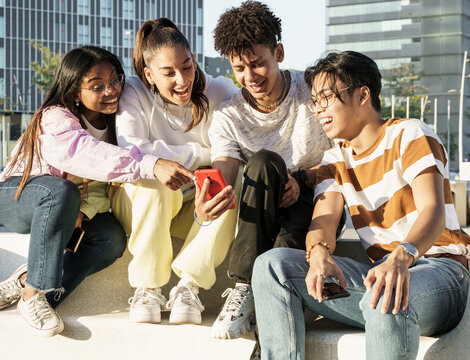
[153,159,195,191]
[305,244,346,302]
[194,176,236,222]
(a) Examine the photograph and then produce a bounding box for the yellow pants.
[110,171,241,290]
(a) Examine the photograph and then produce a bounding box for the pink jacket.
[0,106,157,183]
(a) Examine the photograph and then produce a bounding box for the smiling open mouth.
[174,88,189,96]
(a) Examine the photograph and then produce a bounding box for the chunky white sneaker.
[17,292,64,337]
[0,264,27,310]
[167,280,204,325]
[128,287,167,323]
[212,283,255,339]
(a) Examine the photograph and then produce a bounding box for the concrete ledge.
[1,226,469,359]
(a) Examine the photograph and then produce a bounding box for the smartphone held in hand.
[65,227,85,253]
[322,276,350,300]
[194,169,236,209]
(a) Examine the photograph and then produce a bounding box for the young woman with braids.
[0,46,187,336]
[111,18,239,325]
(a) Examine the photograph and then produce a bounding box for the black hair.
[305,51,382,112]
[213,1,282,58]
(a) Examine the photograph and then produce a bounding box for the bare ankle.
[22,286,38,301]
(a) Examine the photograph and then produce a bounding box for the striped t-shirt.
[314,118,470,261]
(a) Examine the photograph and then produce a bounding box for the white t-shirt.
[209,70,332,171]
[116,72,239,171]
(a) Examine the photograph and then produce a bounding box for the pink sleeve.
[38,107,157,182]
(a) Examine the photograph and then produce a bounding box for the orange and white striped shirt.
[314,118,470,261]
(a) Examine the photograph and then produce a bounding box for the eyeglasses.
[307,87,351,111]
[81,74,125,94]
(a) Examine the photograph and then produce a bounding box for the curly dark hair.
[213,1,282,58]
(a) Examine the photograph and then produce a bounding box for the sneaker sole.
[169,313,201,325]
[129,312,161,324]
[212,313,255,339]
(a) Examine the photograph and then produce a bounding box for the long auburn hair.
[5,46,125,200]
[133,18,209,132]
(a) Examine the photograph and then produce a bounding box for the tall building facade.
[0,0,204,166]
[327,0,470,168]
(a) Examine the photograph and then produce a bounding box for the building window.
[101,26,112,47]
[328,38,412,53]
[329,1,402,17]
[0,15,4,37]
[0,77,4,98]
[78,0,90,15]
[197,34,203,54]
[329,19,412,36]
[78,24,89,44]
[101,0,112,17]
[55,21,65,42]
[0,47,4,68]
[123,0,134,19]
[197,7,203,26]
[123,29,133,48]
[123,56,131,74]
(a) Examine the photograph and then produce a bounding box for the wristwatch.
[398,242,419,266]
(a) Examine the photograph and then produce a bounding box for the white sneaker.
[212,283,255,339]
[17,292,64,337]
[128,287,167,323]
[166,280,204,325]
[0,264,27,310]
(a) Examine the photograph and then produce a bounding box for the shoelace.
[221,286,251,313]
[0,278,21,301]
[128,288,166,306]
[27,293,57,326]
[166,285,205,312]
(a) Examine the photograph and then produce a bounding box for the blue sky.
[203,0,327,71]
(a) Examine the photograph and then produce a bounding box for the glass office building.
[327,0,470,167]
[0,0,203,167]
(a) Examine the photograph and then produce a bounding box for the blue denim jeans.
[47,211,127,308]
[0,176,127,307]
[252,248,470,360]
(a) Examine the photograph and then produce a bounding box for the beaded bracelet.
[305,241,331,264]
[193,209,213,226]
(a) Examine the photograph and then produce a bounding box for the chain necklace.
[163,100,191,132]
[247,70,287,110]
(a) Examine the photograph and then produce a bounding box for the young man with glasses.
[197,1,343,340]
[251,50,470,359]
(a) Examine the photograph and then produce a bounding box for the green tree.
[29,40,61,94]
[380,63,429,121]
[225,72,242,88]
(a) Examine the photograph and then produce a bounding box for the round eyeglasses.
[81,74,125,94]
[307,87,351,111]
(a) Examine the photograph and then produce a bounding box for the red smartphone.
[194,169,236,209]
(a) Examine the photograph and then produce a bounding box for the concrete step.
[1,226,469,359]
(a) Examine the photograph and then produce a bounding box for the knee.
[107,228,127,261]
[245,150,287,177]
[252,248,300,291]
[50,179,81,213]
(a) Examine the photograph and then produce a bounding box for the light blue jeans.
[252,248,470,360]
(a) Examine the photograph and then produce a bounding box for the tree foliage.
[380,63,429,120]
[225,72,242,88]
[29,40,61,94]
